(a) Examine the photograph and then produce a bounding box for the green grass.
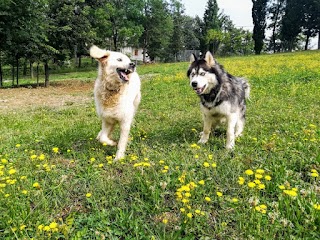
[0,51,319,239]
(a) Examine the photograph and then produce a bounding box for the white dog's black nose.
[191,81,197,88]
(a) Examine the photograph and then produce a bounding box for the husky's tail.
[241,78,250,99]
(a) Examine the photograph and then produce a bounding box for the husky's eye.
[117,58,122,62]
[190,73,195,77]
[199,72,205,76]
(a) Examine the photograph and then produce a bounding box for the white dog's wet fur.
[90,45,141,160]
[187,51,250,149]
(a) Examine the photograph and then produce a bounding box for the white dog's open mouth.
[116,68,133,82]
[194,85,206,95]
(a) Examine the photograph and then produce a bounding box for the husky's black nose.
[191,81,197,88]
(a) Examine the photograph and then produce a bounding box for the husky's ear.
[189,53,197,63]
[89,45,110,62]
[205,51,215,66]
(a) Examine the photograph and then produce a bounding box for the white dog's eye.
[117,58,122,62]
[190,73,195,77]
[200,72,205,76]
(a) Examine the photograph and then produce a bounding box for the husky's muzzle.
[191,81,206,95]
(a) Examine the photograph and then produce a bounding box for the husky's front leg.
[226,114,237,149]
[115,119,133,160]
[198,114,214,144]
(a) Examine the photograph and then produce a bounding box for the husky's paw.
[198,132,209,144]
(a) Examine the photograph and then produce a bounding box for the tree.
[203,0,223,53]
[301,0,320,50]
[252,0,268,54]
[141,0,173,61]
[280,0,304,51]
[267,0,286,53]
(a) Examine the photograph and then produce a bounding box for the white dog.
[90,45,141,160]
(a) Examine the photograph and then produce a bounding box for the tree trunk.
[44,61,49,87]
[30,61,34,79]
[318,31,320,50]
[78,55,81,68]
[0,56,2,87]
[36,63,39,87]
[304,35,310,50]
[23,59,27,76]
[16,56,19,87]
[11,64,14,86]
[74,45,78,67]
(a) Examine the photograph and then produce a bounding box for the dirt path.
[0,80,93,112]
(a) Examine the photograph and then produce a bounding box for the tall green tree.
[141,0,173,61]
[267,0,286,53]
[280,0,304,51]
[203,0,223,53]
[252,0,268,54]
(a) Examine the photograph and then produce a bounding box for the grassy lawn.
[0,51,319,239]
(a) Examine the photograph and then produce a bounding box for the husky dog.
[187,51,250,149]
[90,45,141,160]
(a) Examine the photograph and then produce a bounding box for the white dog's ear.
[89,45,110,62]
[190,53,197,63]
[205,51,215,66]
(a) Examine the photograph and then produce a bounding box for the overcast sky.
[181,0,254,31]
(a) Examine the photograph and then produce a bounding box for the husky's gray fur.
[187,51,250,149]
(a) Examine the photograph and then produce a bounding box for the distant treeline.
[0,0,319,87]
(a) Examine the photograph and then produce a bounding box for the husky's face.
[187,52,218,95]
[90,45,135,82]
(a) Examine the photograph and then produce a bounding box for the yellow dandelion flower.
[291,187,298,192]
[248,182,256,188]
[313,204,320,210]
[264,175,272,181]
[283,190,297,197]
[182,198,189,204]
[311,169,318,173]
[203,162,210,167]
[245,169,254,175]
[211,162,217,168]
[0,183,6,188]
[159,160,165,164]
[185,192,191,198]
[8,169,16,175]
[187,213,193,218]
[86,193,92,198]
[38,154,45,161]
[98,164,104,168]
[164,166,169,170]
[22,190,28,195]
[255,174,263,179]
[52,147,59,153]
[198,180,205,185]
[205,196,211,202]
[43,226,50,231]
[90,157,95,163]
[190,143,200,149]
[49,222,58,229]
[231,198,239,203]
[256,169,265,174]
[1,159,8,164]
[16,144,21,148]
[30,155,37,160]
[5,193,10,198]
[238,177,245,185]
[162,169,168,173]
[20,176,27,180]
[254,179,261,184]
[19,225,26,231]
[38,224,44,231]
[216,191,223,197]
[33,182,40,189]
[278,185,285,190]
[180,208,185,212]
[194,154,199,159]
[311,172,319,177]
[195,209,201,214]
[162,219,168,224]
[258,184,266,190]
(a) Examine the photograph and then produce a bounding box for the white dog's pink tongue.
[121,72,129,81]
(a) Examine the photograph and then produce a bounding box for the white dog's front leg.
[226,114,237,149]
[97,120,117,146]
[115,120,132,160]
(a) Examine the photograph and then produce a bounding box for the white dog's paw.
[198,138,208,144]
[98,134,117,146]
[225,142,235,150]
[114,151,125,161]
